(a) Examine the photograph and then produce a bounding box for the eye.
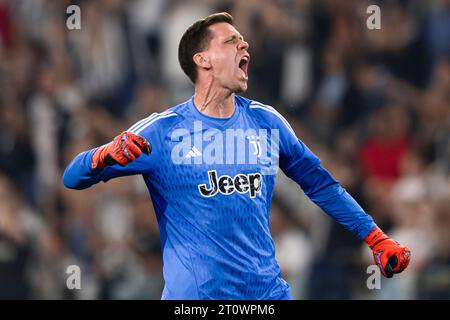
[225,36,238,44]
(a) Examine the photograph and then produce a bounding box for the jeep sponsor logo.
[198,170,262,198]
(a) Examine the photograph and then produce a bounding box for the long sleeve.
[62,147,152,190]
[62,149,98,189]
[276,117,376,240]
[62,111,177,190]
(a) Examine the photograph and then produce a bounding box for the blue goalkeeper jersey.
[63,95,376,300]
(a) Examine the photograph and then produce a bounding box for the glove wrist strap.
[92,147,107,169]
[364,226,389,249]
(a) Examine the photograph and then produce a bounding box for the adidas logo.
[185,146,202,158]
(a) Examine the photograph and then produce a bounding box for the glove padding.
[91,131,151,169]
[365,226,411,278]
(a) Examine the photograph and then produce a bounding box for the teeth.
[239,56,249,65]
[238,55,249,80]
[239,57,249,68]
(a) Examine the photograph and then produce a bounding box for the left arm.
[279,130,375,239]
[275,112,411,277]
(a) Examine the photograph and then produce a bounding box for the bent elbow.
[62,168,83,190]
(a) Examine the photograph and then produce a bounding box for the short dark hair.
[178,12,234,83]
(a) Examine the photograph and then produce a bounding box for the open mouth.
[238,55,250,80]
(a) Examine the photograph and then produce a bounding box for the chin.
[234,82,248,93]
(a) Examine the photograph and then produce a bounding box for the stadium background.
[0,0,449,299]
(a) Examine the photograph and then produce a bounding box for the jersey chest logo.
[198,170,262,198]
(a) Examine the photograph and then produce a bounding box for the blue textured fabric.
[62,95,376,299]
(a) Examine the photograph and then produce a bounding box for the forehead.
[208,22,242,40]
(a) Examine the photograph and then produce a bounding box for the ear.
[193,52,211,70]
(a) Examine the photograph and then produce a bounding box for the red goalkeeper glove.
[365,226,411,278]
[91,131,151,169]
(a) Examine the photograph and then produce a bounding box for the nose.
[238,39,249,51]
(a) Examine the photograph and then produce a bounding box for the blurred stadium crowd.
[0,0,449,299]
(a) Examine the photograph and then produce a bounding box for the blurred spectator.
[426,0,450,67]
[68,0,135,116]
[0,174,33,299]
[416,199,450,299]
[271,198,313,300]
[358,104,412,182]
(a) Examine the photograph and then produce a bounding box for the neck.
[193,78,235,118]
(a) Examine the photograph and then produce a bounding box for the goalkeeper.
[63,12,410,299]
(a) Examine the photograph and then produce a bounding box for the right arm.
[62,131,152,190]
[62,147,149,189]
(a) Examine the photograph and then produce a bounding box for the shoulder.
[127,100,190,136]
[238,96,297,138]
